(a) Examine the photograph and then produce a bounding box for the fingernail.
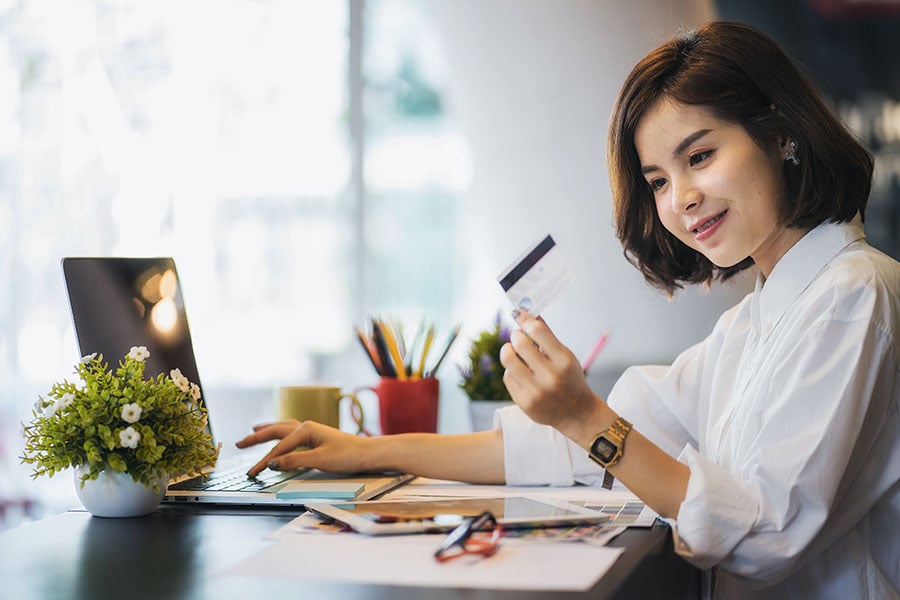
[267,460,280,470]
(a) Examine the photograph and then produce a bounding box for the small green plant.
[21,346,219,491]
[458,313,512,401]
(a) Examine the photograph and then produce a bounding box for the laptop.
[61,256,412,507]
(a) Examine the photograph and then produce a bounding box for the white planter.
[74,465,166,518]
[469,400,514,432]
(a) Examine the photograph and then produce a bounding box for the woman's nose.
[672,183,701,213]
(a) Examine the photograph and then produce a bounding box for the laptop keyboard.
[168,458,303,492]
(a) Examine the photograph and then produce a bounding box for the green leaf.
[108,452,127,472]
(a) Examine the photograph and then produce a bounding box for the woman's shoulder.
[824,240,899,290]
[810,240,899,327]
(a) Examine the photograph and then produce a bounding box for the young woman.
[237,21,898,598]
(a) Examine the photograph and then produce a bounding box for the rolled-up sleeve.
[673,445,759,569]
[496,405,606,487]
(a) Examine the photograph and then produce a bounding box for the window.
[0,0,470,521]
[363,0,471,321]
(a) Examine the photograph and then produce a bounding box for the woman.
[238,21,898,598]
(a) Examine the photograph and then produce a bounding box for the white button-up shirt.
[498,217,899,598]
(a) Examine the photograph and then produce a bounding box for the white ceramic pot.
[469,400,515,432]
[74,465,166,518]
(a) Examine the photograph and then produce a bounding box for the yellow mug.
[276,385,366,434]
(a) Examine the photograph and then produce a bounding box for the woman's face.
[634,98,806,278]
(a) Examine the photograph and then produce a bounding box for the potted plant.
[458,313,514,431]
[21,346,219,517]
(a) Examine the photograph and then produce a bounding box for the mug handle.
[341,391,371,437]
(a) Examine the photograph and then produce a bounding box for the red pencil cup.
[362,377,439,435]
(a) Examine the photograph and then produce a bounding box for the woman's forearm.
[364,429,506,484]
[561,404,689,519]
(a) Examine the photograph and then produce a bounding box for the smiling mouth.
[693,211,727,234]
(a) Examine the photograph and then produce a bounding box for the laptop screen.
[62,257,206,407]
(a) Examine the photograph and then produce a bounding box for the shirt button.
[763,323,773,335]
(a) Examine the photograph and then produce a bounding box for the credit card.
[497,234,575,316]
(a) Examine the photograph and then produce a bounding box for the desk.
[0,506,699,599]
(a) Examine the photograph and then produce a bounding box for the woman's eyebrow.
[640,128,713,176]
[674,128,712,156]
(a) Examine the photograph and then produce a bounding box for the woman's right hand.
[236,420,371,477]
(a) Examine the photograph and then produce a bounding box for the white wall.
[427,0,754,388]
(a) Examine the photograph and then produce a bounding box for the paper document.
[223,529,624,592]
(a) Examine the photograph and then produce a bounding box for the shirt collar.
[751,215,865,336]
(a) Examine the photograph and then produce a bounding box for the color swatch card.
[497,234,575,316]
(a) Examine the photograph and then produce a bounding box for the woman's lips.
[692,211,727,242]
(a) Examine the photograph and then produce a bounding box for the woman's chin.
[706,253,750,269]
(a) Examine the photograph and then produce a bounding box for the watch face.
[592,437,617,462]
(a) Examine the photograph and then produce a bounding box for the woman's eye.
[649,178,667,192]
[689,150,712,167]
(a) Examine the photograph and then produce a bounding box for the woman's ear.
[776,129,793,150]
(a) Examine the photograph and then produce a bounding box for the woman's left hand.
[499,310,602,437]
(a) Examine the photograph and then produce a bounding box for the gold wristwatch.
[588,417,632,468]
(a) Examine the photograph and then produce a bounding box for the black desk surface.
[0,506,700,599]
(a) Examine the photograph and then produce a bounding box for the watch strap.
[607,417,632,443]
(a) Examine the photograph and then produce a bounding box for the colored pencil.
[426,323,460,378]
[415,325,436,379]
[356,326,384,375]
[377,319,407,380]
[358,316,461,381]
[370,319,397,378]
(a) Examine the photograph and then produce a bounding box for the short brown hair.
[608,20,873,294]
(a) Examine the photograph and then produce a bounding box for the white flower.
[45,402,58,418]
[121,402,142,424]
[80,353,97,364]
[58,392,75,410]
[33,398,45,414]
[128,346,150,361]
[119,426,141,449]
[170,368,190,393]
[190,382,201,402]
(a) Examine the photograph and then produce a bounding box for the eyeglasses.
[434,511,503,563]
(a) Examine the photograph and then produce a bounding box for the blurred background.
[1,0,898,527]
